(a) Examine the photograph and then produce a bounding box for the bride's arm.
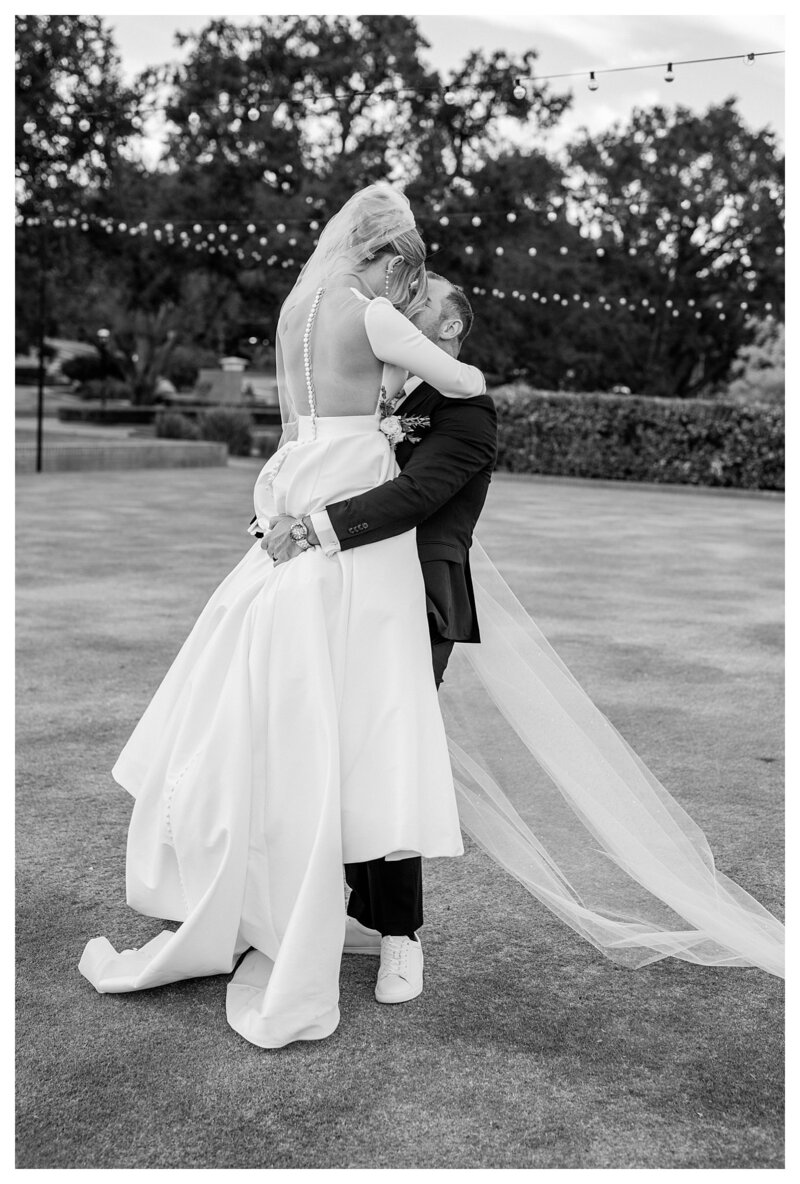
[363,297,486,398]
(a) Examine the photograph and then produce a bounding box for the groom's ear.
[439,316,463,343]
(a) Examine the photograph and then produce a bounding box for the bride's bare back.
[280,277,486,423]
[281,281,390,418]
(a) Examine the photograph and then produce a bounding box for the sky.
[105,10,785,161]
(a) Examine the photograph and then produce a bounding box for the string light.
[17,50,783,126]
[665,63,675,82]
[18,209,781,321]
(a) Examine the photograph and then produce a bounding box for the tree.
[15,16,139,356]
[116,16,572,366]
[15,15,136,208]
[725,316,784,405]
[566,100,784,396]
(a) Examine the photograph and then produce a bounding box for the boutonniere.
[378,387,430,448]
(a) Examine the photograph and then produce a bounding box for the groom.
[261,273,497,1003]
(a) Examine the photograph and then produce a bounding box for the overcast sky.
[106,10,785,158]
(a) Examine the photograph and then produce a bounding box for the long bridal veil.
[439,539,784,979]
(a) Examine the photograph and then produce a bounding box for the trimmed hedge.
[195,408,254,457]
[155,410,201,441]
[156,407,254,456]
[493,390,784,491]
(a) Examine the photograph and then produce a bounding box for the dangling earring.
[385,254,404,297]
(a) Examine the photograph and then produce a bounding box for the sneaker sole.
[374,983,423,1004]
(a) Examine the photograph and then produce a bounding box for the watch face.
[290,523,307,542]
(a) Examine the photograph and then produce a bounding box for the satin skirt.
[79,415,463,1048]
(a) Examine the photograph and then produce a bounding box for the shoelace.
[380,936,410,978]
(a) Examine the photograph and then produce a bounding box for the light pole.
[96,327,110,411]
[35,223,47,473]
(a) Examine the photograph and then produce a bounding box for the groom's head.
[412,272,474,357]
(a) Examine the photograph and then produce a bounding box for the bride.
[79,183,486,1047]
[80,183,784,1049]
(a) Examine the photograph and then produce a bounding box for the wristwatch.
[289,519,313,551]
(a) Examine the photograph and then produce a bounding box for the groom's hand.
[262,515,320,564]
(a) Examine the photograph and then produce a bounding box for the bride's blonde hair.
[283,182,427,323]
[372,229,428,319]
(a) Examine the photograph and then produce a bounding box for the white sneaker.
[375,935,423,1004]
[343,916,382,956]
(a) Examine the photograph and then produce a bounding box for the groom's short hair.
[427,271,474,343]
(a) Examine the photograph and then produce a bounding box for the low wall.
[16,439,228,473]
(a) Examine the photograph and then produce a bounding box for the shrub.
[723,316,784,407]
[62,353,124,384]
[196,408,254,457]
[155,410,201,441]
[79,377,135,401]
[164,344,219,392]
[493,389,784,491]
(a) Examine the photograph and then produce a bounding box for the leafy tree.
[725,316,784,405]
[566,100,784,396]
[15,15,138,358]
[131,17,571,355]
[15,15,136,207]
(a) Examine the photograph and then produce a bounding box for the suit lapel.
[397,382,436,417]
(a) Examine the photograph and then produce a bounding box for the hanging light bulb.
[506,212,516,222]
[588,72,599,92]
[443,90,456,105]
[664,62,675,82]
[513,78,526,101]
[471,215,481,227]
[188,111,200,129]
[248,107,260,121]
[744,52,755,66]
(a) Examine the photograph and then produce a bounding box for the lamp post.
[96,327,110,411]
[35,222,47,473]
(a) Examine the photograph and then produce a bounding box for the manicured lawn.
[16,463,784,1168]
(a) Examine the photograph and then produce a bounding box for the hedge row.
[155,408,254,457]
[493,390,785,491]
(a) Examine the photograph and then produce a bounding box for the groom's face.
[413,277,460,353]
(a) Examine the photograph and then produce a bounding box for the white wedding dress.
[79,284,486,1047]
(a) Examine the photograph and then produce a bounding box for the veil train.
[440,539,784,978]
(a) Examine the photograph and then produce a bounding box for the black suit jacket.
[325,382,498,643]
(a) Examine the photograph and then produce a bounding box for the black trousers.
[345,636,455,937]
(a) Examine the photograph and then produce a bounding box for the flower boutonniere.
[378,388,430,448]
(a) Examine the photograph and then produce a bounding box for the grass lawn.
[16,463,784,1169]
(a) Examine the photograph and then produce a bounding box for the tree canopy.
[15,15,784,402]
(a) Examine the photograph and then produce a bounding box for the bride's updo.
[284,182,427,321]
[344,184,428,318]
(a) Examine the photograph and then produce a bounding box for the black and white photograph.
[14,3,786,1171]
